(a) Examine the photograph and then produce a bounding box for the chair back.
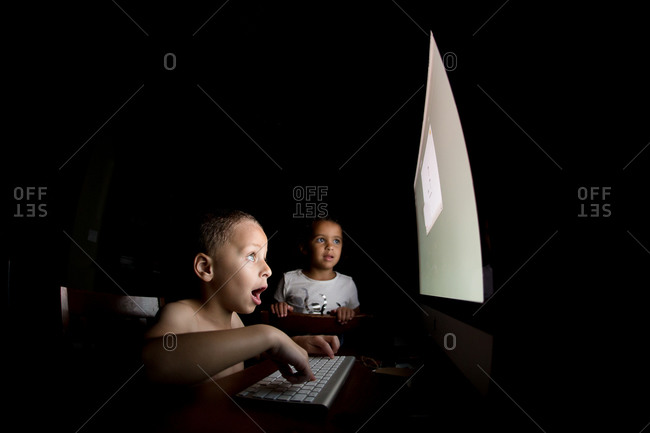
[60,286,164,350]
[259,310,371,336]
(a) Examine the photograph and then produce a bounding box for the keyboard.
[236,356,355,409]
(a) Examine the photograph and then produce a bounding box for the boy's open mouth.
[251,286,267,305]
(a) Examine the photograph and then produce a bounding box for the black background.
[4,1,649,431]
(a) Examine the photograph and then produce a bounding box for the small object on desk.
[373,367,415,377]
[236,356,354,409]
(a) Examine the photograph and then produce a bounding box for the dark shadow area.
[5,2,650,432]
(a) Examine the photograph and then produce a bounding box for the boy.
[142,210,340,385]
[270,217,360,324]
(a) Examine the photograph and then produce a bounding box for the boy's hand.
[329,306,356,324]
[292,335,340,359]
[270,302,294,317]
[267,329,315,384]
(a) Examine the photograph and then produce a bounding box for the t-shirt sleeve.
[273,274,287,302]
[347,278,360,310]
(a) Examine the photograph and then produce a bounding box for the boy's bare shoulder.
[146,299,200,337]
[170,299,202,312]
[160,299,201,316]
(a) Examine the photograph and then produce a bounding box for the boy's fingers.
[325,335,340,354]
[313,337,335,358]
[286,372,314,384]
[277,364,299,382]
[278,363,314,383]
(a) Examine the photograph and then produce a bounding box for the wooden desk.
[146,357,406,433]
[61,334,483,433]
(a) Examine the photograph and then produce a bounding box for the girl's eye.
[334,239,341,245]
[246,253,256,262]
[315,238,325,243]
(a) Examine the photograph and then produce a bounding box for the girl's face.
[305,220,343,271]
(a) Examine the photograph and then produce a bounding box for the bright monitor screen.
[414,32,484,303]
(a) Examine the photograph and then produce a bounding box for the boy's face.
[210,220,271,314]
[305,220,343,271]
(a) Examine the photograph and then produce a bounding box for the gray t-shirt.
[273,270,360,314]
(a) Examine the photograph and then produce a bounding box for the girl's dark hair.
[298,216,342,248]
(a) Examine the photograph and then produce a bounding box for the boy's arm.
[142,324,313,385]
[142,303,314,385]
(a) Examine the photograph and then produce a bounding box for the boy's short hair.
[198,209,260,257]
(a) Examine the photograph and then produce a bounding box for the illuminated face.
[211,221,272,314]
[306,220,343,272]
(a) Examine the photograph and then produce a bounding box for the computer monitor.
[413,33,494,394]
[414,32,486,305]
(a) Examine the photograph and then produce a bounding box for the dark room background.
[5,2,649,431]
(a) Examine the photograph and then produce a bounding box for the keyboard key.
[253,389,271,398]
[290,393,308,402]
[264,391,282,400]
